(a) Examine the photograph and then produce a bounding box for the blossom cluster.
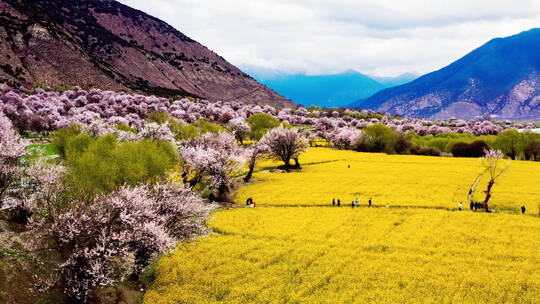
[1,88,531,138]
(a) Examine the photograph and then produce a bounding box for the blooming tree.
[37,183,213,302]
[243,141,270,182]
[259,125,308,170]
[0,114,25,206]
[228,117,250,144]
[329,127,362,149]
[179,132,245,201]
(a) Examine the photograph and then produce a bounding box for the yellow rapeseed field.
[143,207,540,304]
[237,147,540,210]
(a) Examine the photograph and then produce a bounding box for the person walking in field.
[458,202,462,211]
[521,205,526,214]
[355,197,359,207]
[351,201,355,208]
[369,197,372,207]
[337,199,341,207]
[332,198,336,206]
[469,201,474,210]
[246,197,252,206]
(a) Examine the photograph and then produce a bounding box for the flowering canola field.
[143,207,540,304]
[238,148,540,210]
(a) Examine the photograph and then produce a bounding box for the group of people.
[245,197,256,207]
[332,197,374,208]
[458,201,528,214]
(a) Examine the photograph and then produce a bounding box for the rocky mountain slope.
[0,0,293,107]
[354,29,540,120]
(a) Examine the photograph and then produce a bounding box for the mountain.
[354,29,540,120]
[248,69,387,107]
[0,0,293,107]
[369,72,418,87]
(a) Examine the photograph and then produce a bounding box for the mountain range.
[353,28,540,120]
[0,0,293,107]
[246,68,416,107]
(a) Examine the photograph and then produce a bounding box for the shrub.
[192,119,224,135]
[493,129,524,160]
[51,125,84,157]
[524,140,540,161]
[246,113,280,140]
[169,119,199,141]
[410,146,441,156]
[393,135,412,154]
[451,140,489,158]
[355,123,397,153]
[65,135,178,200]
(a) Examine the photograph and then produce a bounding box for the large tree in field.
[260,125,308,170]
[481,149,508,205]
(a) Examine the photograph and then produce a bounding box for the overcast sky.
[119,0,540,77]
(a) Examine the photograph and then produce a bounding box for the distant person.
[386,203,390,208]
[521,205,526,214]
[351,201,355,208]
[355,198,359,207]
[348,164,350,168]
[332,198,336,206]
[246,197,252,206]
[469,201,474,210]
[458,202,462,211]
[253,201,257,207]
[369,197,372,207]
[337,199,341,207]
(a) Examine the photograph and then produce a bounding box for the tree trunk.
[283,157,291,171]
[293,158,301,169]
[244,159,256,182]
[215,183,231,203]
[483,179,495,204]
[468,172,484,205]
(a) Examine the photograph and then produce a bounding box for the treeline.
[353,124,540,160]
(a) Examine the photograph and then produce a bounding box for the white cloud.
[119,0,540,76]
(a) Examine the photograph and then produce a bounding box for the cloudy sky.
[120,0,540,77]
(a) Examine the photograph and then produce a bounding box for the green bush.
[115,124,137,133]
[192,119,224,135]
[169,119,199,140]
[146,111,170,124]
[355,123,397,153]
[51,125,84,157]
[64,135,178,200]
[246,113,280,140]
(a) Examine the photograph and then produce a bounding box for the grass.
[24,143,59,160]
